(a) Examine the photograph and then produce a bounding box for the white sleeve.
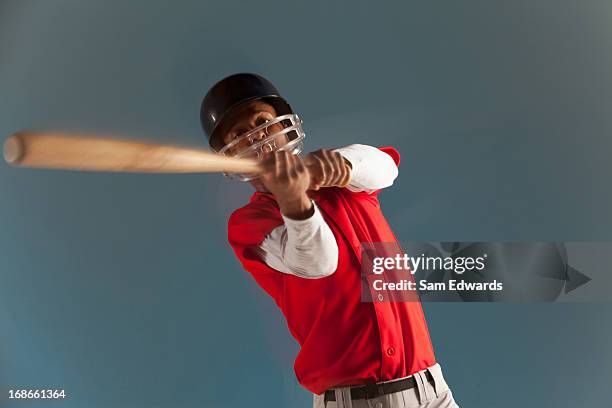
[257,201,339,278]
[334,144,399,194]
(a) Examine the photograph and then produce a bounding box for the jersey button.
[386,347,395,356]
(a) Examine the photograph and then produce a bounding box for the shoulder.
[229,194,278,225]
[377,146,401,167]
[228,194,283,246]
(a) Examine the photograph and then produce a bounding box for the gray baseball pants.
[313,363,459,408]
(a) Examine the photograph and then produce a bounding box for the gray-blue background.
[1,1,611,407]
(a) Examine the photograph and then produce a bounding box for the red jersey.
[227,147,436,395]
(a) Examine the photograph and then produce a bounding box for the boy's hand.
[260,151,313,220]
[304,149,352,190]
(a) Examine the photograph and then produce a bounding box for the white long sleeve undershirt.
[257,144,398,278]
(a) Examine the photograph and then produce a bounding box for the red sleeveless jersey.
[227,147,436,395]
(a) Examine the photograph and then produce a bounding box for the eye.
[231,127,248,139]
[255,117,270,127]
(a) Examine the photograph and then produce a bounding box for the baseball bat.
[3,131,262,174]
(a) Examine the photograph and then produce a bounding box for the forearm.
[277,193,314,220]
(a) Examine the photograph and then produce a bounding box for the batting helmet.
[201,73,293,151]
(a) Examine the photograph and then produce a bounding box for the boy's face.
[218,100,290,157]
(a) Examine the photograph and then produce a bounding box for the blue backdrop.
[1,1,611,407]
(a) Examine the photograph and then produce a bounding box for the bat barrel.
[3,131,262,175]
[3,134,24,164]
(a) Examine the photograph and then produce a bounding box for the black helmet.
[201,73,293,151]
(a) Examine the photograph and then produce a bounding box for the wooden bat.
[3,131,262,174]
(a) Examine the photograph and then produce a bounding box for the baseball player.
[201,73,459,408]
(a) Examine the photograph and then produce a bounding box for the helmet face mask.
[218,113,305,181]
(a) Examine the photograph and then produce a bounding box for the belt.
[324,371,434,403]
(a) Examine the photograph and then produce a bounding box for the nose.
[251,129,267,141]
[248,118,268,142]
